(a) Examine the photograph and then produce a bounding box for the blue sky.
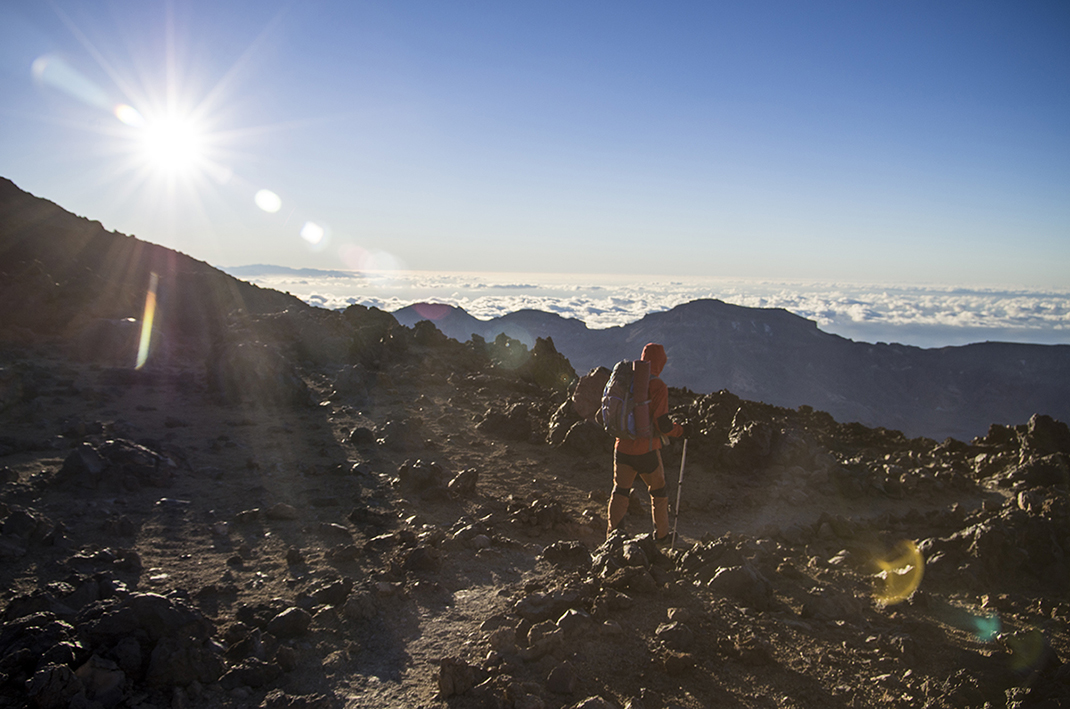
[1,1,1068,288]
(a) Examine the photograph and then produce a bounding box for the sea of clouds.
[224,267,1070,349]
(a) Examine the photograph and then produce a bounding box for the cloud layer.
[227,268,1070,349]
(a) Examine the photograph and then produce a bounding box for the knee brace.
[612,485,632,498]
[648,486,667,498]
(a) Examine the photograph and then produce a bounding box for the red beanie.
[640,342,667,376]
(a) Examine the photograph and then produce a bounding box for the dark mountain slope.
[0,178,308,360]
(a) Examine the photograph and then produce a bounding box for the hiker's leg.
[608,455,638,537]
[640,451,669,540]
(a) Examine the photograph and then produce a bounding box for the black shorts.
[614,449,660,476]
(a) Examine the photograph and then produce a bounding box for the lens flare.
[873,540,924,605]
[300,221,325,245]
[412,303,453,321]
[339,244,403,273]
[255,189,282,213]
[114,104,145,128]
[1007,629,1051,674]
[31,54,110,110]
[135,272,159,370]
[971,613,1002,643]
[935,601,1003,643]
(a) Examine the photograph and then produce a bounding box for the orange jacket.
[615,343,683,454]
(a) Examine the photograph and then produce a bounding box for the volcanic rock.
[25,664,83,709]
[265,607,311,638]
[546,660,579,694]
[219,657,283,690]
[447,467,479,496]
[437,656,483,698]
[478,403,533,441]
[705,564,774,611]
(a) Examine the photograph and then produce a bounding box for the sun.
[139,112,206,176]
[114,103,210,178]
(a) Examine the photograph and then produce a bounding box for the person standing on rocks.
[607,342,688,543]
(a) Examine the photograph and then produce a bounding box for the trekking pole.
[670,438,687,549]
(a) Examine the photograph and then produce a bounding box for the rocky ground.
[1,303,1069,709]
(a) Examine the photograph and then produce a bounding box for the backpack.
[571,366,611,421]
[600,359,653,439]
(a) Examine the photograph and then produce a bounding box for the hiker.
[607,342,688,543]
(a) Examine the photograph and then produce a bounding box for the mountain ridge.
[394,300,1070,441]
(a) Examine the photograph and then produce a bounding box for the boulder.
[58,443,107,486]
[448,467,479,496]
[562,421,610,455]
[547,399,578,446]
[348,427,376,446]
[1019,414,1070,458]
[438,656,482,698]
[555,609,592,635]
[342,591,378,621]
[2,508,42,540]
[265,503,299,521]
[79,593,213,648]
[541,541,592,569]
[25,664,84,709]
[397,458,443,490]
[0,612,81,685]
[402,545,440,573]
[604,567,659,595]
[298,578,353,608]
[74,654,126,707]
[412,319,450,347]
[58,439,176,489]
[97,439,176,488]
[145,635,225,687]
[655,621,695,651]
[265,607,311,639]
[705,564,774,610]
[727,419,775,469]
[513,587,588,624]
[1005,453,1070,489]
[546,660,578,694]
[516,337,576,394]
